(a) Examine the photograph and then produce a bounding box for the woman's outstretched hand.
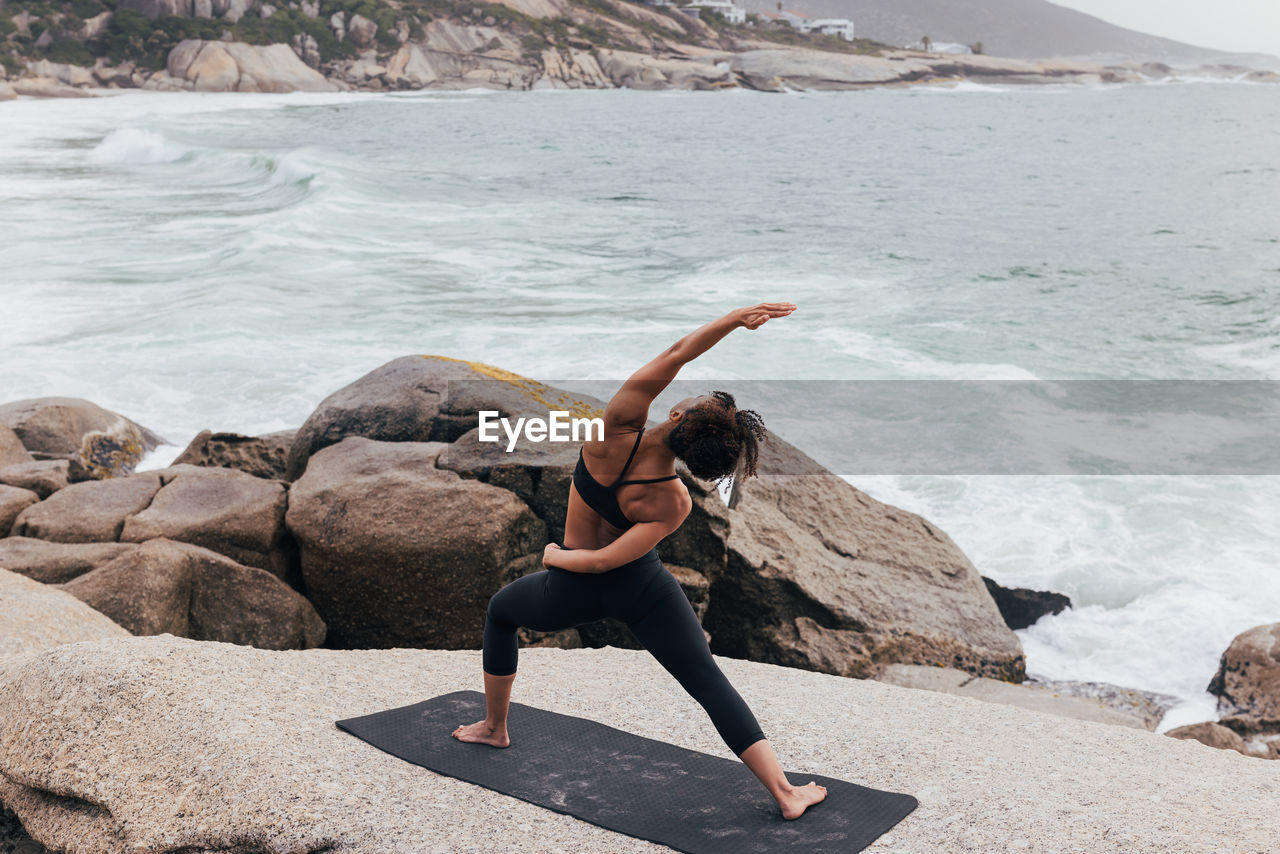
[542,542,562,569]
[734,302,797,330]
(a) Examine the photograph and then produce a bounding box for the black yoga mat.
[336,690,917,854]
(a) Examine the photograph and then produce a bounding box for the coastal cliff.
[3,0,1277,98]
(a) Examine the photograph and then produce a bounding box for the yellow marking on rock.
[419,355,604,420]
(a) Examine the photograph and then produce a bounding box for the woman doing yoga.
[451,301,828,821]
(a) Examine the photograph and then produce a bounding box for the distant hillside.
[737,0,1279,66]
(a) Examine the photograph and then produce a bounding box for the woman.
[452,301,828,821]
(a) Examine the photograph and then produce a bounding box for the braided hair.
[664,390,766,485]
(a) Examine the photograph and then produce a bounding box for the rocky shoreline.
[3,0,1278,99]
[5,44,1277,99]
[2,355,1278,850]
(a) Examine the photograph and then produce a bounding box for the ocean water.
[3,81,1279,731]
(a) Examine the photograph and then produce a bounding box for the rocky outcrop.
[0,462,69,501]
[534,47,610,88]
[21,59,94,87]
[1208,622,1280,726]
[11,473,163,543]
[120,463,295,580]
[4,635,1280,854]
[285,436,545,648]
[0,428,34,471]
[10,464,298,583]
[283,354,602,481]
[347,13,377,48]
[172,428,296,480]
[1204,622,1280,758]
[731,49,932,90]
[0,488,38,539]
[6,76,95,98]
[0,397,165,480]
[707,435,1024,681]
[0,537,138,585]
[165,39,340,92]
[982,576,1072,630]
[58,538,324,649]
[379,41,535,91]
[595,48,734,90]
[0,568,129,686]
[278,355,1015,678]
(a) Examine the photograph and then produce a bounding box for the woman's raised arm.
[602,302,796,430]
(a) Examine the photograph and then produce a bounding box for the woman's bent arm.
[543,519,682,574]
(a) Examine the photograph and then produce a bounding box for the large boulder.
[58,538,324,649]
[0,461,70,501]
[21,59,94,87]
[0,427,33,470]
[0,568,129,686]
[730,49,930,91]
[10,474,163,543]
[284,355,604,481]
[166,39,340,93]
[595,49,733,90]
[346,13,377,48]
[8,465,297,583]
[707,434,1025,681]
[4,635,1280,853]
[0,487,39,539]
[285,436,545,649]
[535,47,610,89]
[0,397,166,479]
[0,537,137,584]
[0,460,68,501]
[1208,623,1280,740]
[118,463,295,580]
[171,428,296,480]
[7,77,95,98]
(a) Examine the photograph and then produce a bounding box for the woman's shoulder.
[581,418,645,457]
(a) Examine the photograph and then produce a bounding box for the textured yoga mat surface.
[336,690,917,854]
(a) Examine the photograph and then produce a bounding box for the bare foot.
[778,781,827,820]
[451,720,510,748]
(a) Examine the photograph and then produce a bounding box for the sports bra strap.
[609,427,646,489]
[616,474,681,485]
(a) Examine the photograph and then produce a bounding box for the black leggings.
[483,547,767,758]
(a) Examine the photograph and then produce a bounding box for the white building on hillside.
[682,0,746,24]
[759,8,856,38]
[773,9,812,30]
[809,17,855,40]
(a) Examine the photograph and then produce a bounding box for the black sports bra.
[572,427,680,529]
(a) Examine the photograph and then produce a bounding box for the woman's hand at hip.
[542,542,563,569]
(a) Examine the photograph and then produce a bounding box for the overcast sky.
[1051,0,1280,56]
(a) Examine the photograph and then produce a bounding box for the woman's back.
[564,426,689,551]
